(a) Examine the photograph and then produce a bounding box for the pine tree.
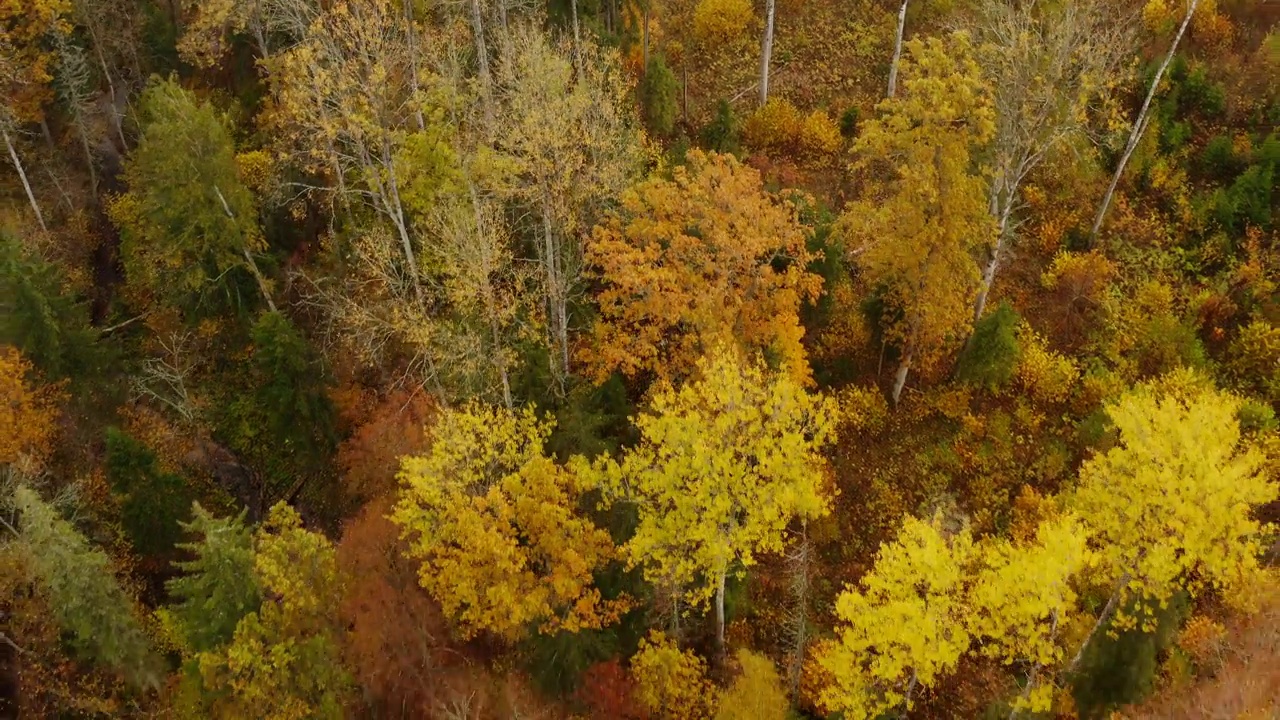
[163,503,261,654]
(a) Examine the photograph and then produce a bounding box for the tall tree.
[162,504,261,654]
[0,347,59,468]
[595,347,837,658]
[110,78,274,312]
[393,403,622,642]
[583,150,823,387]
[195,503,352,719]
[495,24,642,388]
[1066,371,1276,671]
[816,516,973,719]
[967,0,1130,324]
[104,427,193,560]
[9,485,161,689]
[0,235,102,382]
[838,33,995,404]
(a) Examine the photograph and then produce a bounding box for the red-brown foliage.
[336,390,433,503]
[574,660,649,719]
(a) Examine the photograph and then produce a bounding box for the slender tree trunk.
[714,563,727,661]
[1089,0,1198,242]
[404,0,425,131]
[539,201,569,385]
[887,0,909,98]
[76,120,98,198]
[3,125,47,233]
[214,184,278,313]
[642,5,650,72]
[1066,573,1131,676]
[786,529,812,701]
[891,348,912,405]
[382,143,426,310]
[469,183,513,410]
[85,23,129,150]
[972,188,1015,324]
[469,0,493,98]
[570,0,583,81]
[758,0,776,105]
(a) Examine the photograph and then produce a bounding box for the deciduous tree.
[0,347,59,468]
[838,33,995,404]
[1067,371,1276,671]
[583,150,822,387]
[196,502,351,719]
[596,347,837,656]
[816,516,973,719]
[393,403,621,642]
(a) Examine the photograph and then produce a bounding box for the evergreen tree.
[164,503,261,653]
[248,311,336,480]
[105,427,193,559]
[11,485,160,688]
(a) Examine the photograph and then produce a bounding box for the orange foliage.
[336,390,433,502]
[582,150,822,386]
[0,346,60,469]
[337,497,449,716]
[575,660,649,719]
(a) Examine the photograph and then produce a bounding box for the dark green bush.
[1199,134,1242,180]
[839,106,861,138]
[641,55,679,137]
[105,428,193,559]
[956,302,1020,391]
[701,99,740,154]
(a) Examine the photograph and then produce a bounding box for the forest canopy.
[1,0,1278,717]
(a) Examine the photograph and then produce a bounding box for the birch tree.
[495,25,642,388]
[1089,0,1200,242]
[968,0,1131,324]
[759,0,776,104]
[594,347,837,660]
[887,0,909,98]
[839,33,995,405]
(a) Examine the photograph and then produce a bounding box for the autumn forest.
[1,0,1278,717]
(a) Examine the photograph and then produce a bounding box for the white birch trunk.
[887,0,910,98]
[3,125,47,233]
[1089,0,1198,242]
[759,0,776,105]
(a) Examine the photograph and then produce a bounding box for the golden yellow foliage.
[631,631,716,719]
[1016,326,1080,405]
[692,0,752,44]
[715,650,790,720]
[742,99,843,161]
[1073,372,1277,631]
[595,347,837,616]
[0,346,60,468]
[393,403,621,641]
[817,516,974,719]
[582,150,822,386]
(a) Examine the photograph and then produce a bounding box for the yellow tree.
[583,150,823,387]
[196,503,351,720]
[597,347,837,656]
[968,514,1092,714]
[392,403,622,642]
[0,346,59,468]
[630,630,717,720]
[816,516,974,719]
[837,33,995,405]
[715,649,790,720]
[1066,370,1277,673]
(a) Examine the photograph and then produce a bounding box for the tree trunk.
[1065,573,1131,676]
[758,0,776,105]
[714,563,727,662]
[214,183,278,313]
[469,0,493,99]
[891,349,912,406]
[642,5,650,73]
[540,202,569,386]
[469,183,513,410]
[972,188,1015,324]
[1089,0,1198,243]
[3,125,48,233]
[887,0,910,98]
[76,120,98,199]
[404,0,425,131]
[570,0,583,81]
